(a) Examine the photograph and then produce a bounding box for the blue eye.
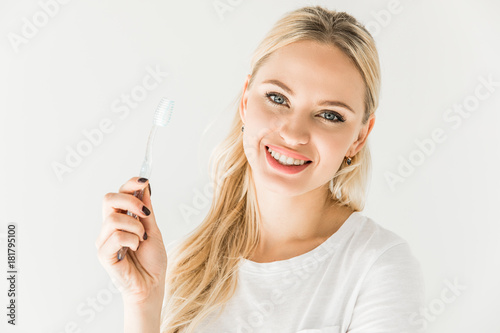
[265,92,288,106]
[320,112,345,123]
[264,91,345,123]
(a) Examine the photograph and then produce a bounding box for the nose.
[275,113,309,146]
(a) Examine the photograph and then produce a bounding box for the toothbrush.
[117,97,175,261]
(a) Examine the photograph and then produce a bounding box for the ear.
[348,113,376,156]
[239,74,251,124]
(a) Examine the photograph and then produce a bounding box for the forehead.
[255,40,365,112]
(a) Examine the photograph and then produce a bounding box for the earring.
[346,156,352,165]
[242,125,244,132]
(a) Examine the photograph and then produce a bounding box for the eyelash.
[264,91,346,123]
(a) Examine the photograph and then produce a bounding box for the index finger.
[118,177,150,194]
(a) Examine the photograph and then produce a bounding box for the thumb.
[139,182,159,233]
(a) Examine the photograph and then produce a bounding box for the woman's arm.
[123,295,164,333]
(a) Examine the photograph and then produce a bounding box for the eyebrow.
[261,79,356,114]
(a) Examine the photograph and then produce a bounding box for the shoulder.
[344,212,425,296]
[347,212,420,263]
[350,212,409,248]
[344,213,426,332]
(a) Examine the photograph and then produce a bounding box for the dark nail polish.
[143,231,148,240]
[142,205,151,216]
[117,252,123,261]
[148,183,151,196]
[138,177,148,183]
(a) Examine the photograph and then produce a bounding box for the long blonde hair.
[160,5,381,332]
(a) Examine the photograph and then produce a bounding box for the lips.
[265,144,312,162]
[264,145,312,174]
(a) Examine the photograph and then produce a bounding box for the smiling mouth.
[265,145,313,165]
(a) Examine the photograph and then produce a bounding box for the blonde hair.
[160,5,381,332]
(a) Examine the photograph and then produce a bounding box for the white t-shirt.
[175,211,425,333]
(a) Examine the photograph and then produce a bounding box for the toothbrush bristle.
[153,98,174,127]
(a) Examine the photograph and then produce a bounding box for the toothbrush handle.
[117,188,145,261]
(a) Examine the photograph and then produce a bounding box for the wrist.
[123,299,163,333]
[123,282,165,305]
[123,291,165,313]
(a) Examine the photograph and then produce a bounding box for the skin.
[239,40,376,263]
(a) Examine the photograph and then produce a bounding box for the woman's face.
[240,39,375,196]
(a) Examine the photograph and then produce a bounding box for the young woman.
[96,5,425,333]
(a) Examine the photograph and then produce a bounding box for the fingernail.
[138,177,148,183]
[148,183,151,196]
[142,205,151,216]
[117,252,123,261]
[143,231,148,240]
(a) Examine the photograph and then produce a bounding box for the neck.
[250,180,352,256]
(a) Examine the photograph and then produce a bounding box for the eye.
[265,91,345,124]
[265,91,289,107]
[319,111,345,123]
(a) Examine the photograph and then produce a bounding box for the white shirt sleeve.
[347,242,426,333]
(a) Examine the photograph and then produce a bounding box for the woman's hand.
[95,177,168,306]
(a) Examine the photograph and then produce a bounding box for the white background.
[1,0,499,332]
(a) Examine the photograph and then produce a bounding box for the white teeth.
[267,147,308,166]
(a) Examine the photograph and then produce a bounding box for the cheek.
[242,104,274,162]
[245,100,280,138]
[316,132,352,158]
[250,97,273,121]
